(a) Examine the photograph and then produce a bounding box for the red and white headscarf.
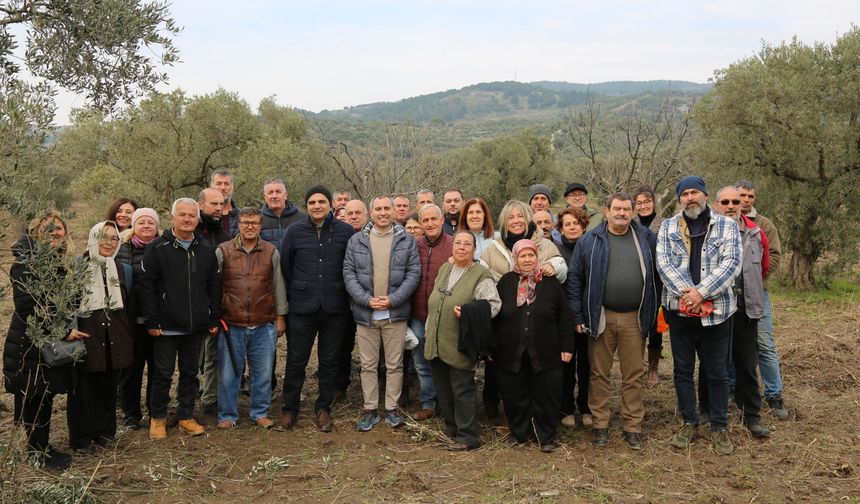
[512,239,542,307]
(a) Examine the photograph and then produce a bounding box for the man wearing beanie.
[276,186,354,432]
[656,175,742,455]
[563,182,603,231]
[528,184,554,214]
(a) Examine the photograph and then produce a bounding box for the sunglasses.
[720,199,741,206]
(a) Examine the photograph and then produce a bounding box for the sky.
[51,0,857,123]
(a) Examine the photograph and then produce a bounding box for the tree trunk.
[787,252,814,289]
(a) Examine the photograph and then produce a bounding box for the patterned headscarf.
[80,221,124,313]
[512,239,542,307]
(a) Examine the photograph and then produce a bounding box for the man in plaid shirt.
[656,176,742,455]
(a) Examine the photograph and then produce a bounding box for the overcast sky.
[52,0,857,123]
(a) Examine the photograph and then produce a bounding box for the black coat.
[76,256,134,372]
[138,228,222,333]
[492,273,575,373]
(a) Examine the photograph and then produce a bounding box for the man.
[702,187,771,438]
[196,188,233,422]
[277,186,354,432]
[344,199,369,233]
[260,178,305,245]
[528,184,553,214]
[415,189,435,213]
[343,196,420,431]
[409,204,453,420]
[736,180,789,420]
[215,207,287,429]
[657,176,742,456]
[564,182,603,230]
[333,190,352,209]
[336,199,369,396]
[532,210,554,240]
[393,194,411,225]
[567,192,658,451]
[140,198,221,440]
[442,189,463,235]
[211,169,239,236]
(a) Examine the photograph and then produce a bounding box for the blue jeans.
[667,311,731,430]
[217,323,277,423]
[409,318,437,410]
[757,290,783,399]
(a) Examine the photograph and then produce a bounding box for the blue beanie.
[675,176,708,200]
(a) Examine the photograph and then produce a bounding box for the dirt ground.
[1,229,858,504]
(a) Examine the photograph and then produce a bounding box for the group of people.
[2,170,790,469]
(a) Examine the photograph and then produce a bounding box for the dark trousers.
[667,310,731,430]
[151,331,205,419]
[282,310,346,414]
[336,318,357,392]
[499,354,563,445]
[482,360,501,413]
[699,313,762,423]
[648,331,663,351]
[430,359,479,448]
[68,368,119,449]
[18,389,54,452]
[561,332,590,416]
[119,323,154,421]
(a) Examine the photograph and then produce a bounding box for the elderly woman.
[457,198,497,259]
[116,208,161,430]
[424,230,500,451]
[2,210,82,469]
[478,199,567,418]
[105,197,139,233]
[67,221,134,454]
[553,206,592,427]
[493,240,575,452]
[632,186,665,385]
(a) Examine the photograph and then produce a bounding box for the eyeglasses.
[98,236,120,243]
[719,199,741,206]
[239,221,261,227]
[634,199,653,207]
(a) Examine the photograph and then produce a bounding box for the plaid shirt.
[656,208,742,326]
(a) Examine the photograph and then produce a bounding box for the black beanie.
[305,185,333,205]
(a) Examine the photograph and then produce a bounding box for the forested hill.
[313,80,711,123]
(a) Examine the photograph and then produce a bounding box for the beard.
[682,200,706,219]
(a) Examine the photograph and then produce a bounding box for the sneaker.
[356,410,381,432]
[315,410,333,432]
[540,442,558,453]
[711,430,734,455]
[178,418,205,436]
[591,428,609,447]
[560,415,577,427]
[504,435,524,447]
[745,421,771,438]
[384,409,406,428]
[670,423,697,449]
[581,414,593,427]
[217,419,236,429]
[149,417,168,440]
[274,412,297,432]
[255,417,274,429]
[622,431,644,450]
[767,396,789,420]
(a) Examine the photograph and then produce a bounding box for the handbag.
[40,339,87,367]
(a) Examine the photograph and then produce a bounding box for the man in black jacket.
[276,186,354,432]
[140,198,222,440]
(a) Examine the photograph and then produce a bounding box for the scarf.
[80,221,124,313]
[512,239,542,307]
[503,222,537,251]
[130,233,154,249]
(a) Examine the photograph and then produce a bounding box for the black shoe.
[504,436,524,447]
[622,431,643,450]
[41,447,72,470]
[767,396,789,420]
[591,428,609,447]
[72,444,96,455]
[745,421,771,438]
[540,442,557,453]
[123,417,141,430]
[93,436,114,448]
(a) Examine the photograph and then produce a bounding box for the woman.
[2,210,82,470]
[423,230,500,451]
[116,208,160,429]
[478,199,567,418]
[457,198,496,259]
[67,221,134,454]
[105,197,139,233]
[493,240,574,453]
[632,186,664,385]
[553,207,592,428]
[404,212,424,238]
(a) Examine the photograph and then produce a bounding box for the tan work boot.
[647,347,660,386]
[178,418,205,436]
[149,418,167,440]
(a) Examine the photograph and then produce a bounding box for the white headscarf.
[80,221,124,313]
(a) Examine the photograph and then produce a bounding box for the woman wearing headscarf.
[105,197,139,233]
[2,210,81,469]
[553,206,592,428]
[116,208,161,429]
[632,186,665,385]
[492,239,575,453]
[423,230,500,451]
[457,197,497,260]
[478,199,567,418]
[66,221,134,454]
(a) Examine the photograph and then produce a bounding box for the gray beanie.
[528,184,553,204]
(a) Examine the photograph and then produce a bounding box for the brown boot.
[647,347,660,386]
[178,418,205,436]
[149,418,167,440]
